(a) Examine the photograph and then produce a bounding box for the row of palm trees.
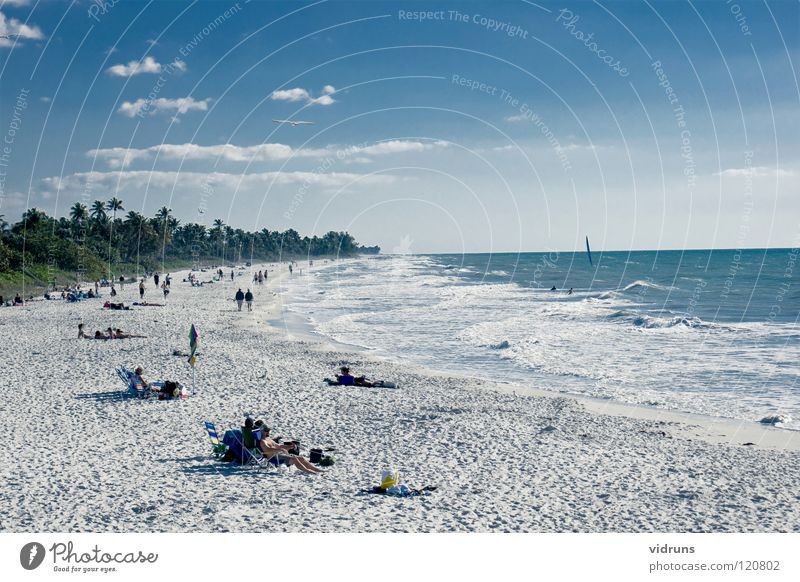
[0,198,378,279]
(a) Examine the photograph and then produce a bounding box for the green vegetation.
[0,199,379,294]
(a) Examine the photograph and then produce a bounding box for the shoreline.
[266,259,800,452]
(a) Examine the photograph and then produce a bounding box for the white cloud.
[271,85,336,106]
[117,96,211,118]
[715,166,793,178]
[88,140,447,168]
[106,56,186,77]
[0,10,45,48]
[271,88,310,102]
[358,140,448,155]
[41,170,397,197]
[312,94,335,106]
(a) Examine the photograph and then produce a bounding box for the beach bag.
[309,448,323,464]
[381,469,399,490]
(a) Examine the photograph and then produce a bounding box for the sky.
[0,0,797,254]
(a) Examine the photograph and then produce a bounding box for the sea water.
[280,249,800,425]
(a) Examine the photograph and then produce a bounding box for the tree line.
[0,197,379,281]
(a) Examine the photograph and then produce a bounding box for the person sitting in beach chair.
[250,420,322,474]
[131,366,149,389]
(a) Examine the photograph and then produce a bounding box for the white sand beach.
[1,261,799,533]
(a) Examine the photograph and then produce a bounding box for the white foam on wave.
[283,255,800,423]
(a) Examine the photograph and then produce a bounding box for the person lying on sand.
[78,323,88,339]
[104,327,146,339]
[133,301,164,307]
[103,301,129,310]
[335,366,378,387]
[150,379,182,399]
[242,418,322,475]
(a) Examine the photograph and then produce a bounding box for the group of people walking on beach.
[138,273,172,301]
[235,289,254,311]
[252,270,267,285]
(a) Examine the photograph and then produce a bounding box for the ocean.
[279,249,800,426]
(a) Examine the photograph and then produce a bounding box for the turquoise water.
[282,249,800,424]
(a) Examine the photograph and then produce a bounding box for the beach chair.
[116,367,164,399]
[217,426,271,470]
[116,367,148,398]
[205,422,227,456]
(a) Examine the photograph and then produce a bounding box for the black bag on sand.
[309,448,323,464]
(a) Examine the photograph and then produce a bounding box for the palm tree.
[105,197,124,278]
[90,200,107,223]
[69,202,88,224]
[153,206,173,264]
[106,197,124,221]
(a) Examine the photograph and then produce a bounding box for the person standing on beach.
[165,273,171,287]
[230,270,234,281]
[245,289,253,311]
[289,264,293,276]
[139,279,145,300]
[162,281,170,301]
[119,275,125,289]
[154,273,159,287]
[235,288,244,311]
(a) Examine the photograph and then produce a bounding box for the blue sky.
[0,0,797,253]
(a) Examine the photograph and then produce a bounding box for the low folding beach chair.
[209,423,272,471]
[116,367,164,399]
[205,422,227,456]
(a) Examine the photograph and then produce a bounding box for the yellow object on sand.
[380,469,399,490]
